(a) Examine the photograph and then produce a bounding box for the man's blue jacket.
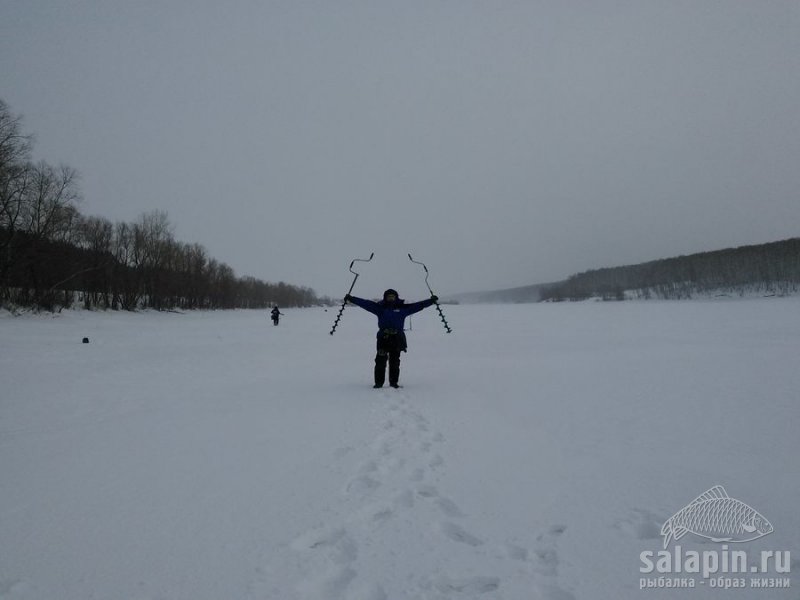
[347,295,435,350]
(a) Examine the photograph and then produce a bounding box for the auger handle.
[408,253,452,333]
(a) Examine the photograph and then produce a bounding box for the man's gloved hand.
[344,294,353,302]
[430,295,439,303]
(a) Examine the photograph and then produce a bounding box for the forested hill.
[540,238,800,301]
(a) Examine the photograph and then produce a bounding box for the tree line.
[1,99,324,311]
[540,238,800,301]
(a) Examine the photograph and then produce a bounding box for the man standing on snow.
[345,289,437,388]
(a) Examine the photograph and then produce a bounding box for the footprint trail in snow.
[259,390,575,599]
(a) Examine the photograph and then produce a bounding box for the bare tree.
[112,221,140,309]
[133,210,174,308]
[22,161,81,240]
[78,215,114,308]
[6,161,82,307]
[185,242,208,308]
[0,99,32,174]
[0,100,34,300]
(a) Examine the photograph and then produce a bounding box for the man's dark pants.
[374,331,403,387]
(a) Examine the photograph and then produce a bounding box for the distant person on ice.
[345,289,437,388]
[271,306,284,326]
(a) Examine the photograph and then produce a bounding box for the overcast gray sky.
[2,1,799,298]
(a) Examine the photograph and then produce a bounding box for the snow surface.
[1,299,798,599]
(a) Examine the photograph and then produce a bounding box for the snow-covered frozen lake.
[1,298,798,599]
